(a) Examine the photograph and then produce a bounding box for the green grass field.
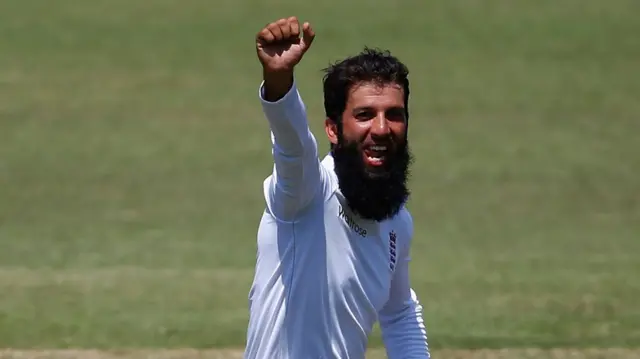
[1,0,639,357]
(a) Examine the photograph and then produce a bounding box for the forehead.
[346,82,405,108]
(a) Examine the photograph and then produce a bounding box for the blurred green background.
[1,0,639,351]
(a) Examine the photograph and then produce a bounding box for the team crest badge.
[389,230,397,271]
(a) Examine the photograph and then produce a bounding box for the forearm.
[260,72,321,219]
[260,71,315,157]
[379,291,430,359]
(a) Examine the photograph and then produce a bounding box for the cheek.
[391,123,408,141]
[341,121,370,142]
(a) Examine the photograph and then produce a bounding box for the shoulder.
[261,165,337,223]
[395,206,414,244]
[319,154,340,201]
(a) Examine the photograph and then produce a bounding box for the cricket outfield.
[0,0,638,357]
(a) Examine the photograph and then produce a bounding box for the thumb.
[300,22,315,52]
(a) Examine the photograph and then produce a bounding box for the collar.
[320,151,335,172]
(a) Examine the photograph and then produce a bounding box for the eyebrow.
[353,105,405,111]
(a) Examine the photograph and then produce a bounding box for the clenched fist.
[256,16,315,73]
[256,17,315,101]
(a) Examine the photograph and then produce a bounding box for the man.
[244,16,430,359]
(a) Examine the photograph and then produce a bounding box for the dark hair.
[322,47,410,126]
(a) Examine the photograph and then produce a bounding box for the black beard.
[331,139,412,222]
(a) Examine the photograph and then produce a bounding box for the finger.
[277,18,291,39]
[289,16,300,39]
[268,22,284,41]
[301,22,316,51]
[256,28,275,45]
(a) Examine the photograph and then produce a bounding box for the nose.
[370,113,391,139]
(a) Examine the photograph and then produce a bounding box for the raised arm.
[256,17,325,222]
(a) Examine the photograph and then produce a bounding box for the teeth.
[370,145,387,151]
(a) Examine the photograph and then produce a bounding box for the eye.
[354,110,375,121]
[386,108,406,122]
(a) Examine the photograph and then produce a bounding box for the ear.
[325,118,339,145]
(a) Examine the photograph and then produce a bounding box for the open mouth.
[363,145,389,167]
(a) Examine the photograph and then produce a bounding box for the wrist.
[262,69,294,102]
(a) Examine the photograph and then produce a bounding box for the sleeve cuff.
[258,80,299,106]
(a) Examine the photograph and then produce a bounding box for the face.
[326,82,408,174]
[325,81,412,222]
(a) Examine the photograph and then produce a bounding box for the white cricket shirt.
[243,80,430,359]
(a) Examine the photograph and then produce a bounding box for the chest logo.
[338,205,367,237]
[389,230,397,271]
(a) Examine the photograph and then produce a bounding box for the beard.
[331,138,413,222]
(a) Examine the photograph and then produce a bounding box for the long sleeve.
[259,80,326,222]
[378,216,430,359]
